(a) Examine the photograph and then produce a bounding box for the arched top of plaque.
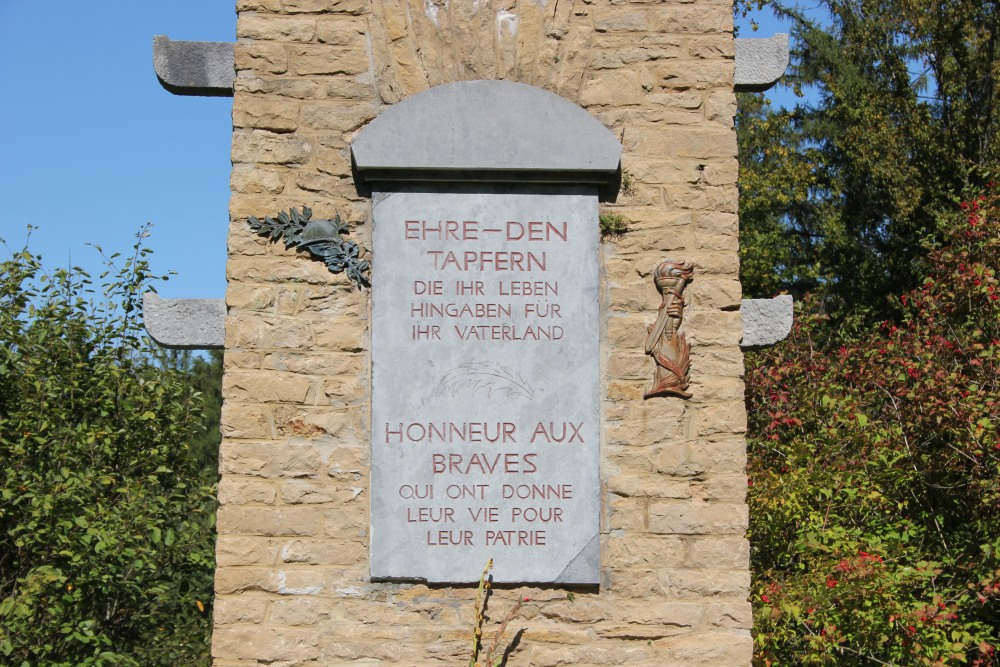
[351,80,623,202]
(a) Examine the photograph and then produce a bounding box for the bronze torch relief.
[644,259,694,399]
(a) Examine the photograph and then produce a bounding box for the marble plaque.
[370,186,600,584]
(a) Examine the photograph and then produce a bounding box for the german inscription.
[370,187,600,584]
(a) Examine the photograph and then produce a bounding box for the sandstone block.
[594,9,649,32]
[655,60,732,90]
[236,75,325,100]
[686,310,743,346]
[607,414,687,447]
[282,479,345,503]
[580,70,644,106]
[687,278,742,311]
[607,470,692,499]
[220,404,271,439]
[300,102,377,132]
[216,536,282,567]
[284,0,368,13]
[223,350,262,370]
[211,625,320,662]
[231,165,286,195]
[688,36,737,59]
[237,0,280,9]
[226,312,317,348]
[607,350,654,382]
[290,45,369,75]
[238,15,317,42]
[694,232,739,252]
[707,600,753,629]
[263,351,361,375]
[227,284,277,312]
[232,130,312,164]
[233,96,299,132]
[666,567,750,597]
[707,89,738,123]
[228,256,344,287]
[651,6,733,33]
[624,126,736,159]
[690,472,748,502]
[272,405,362,440]
[295,170,347,194]
[657,630,753,664]
[688,376,745,403]
[311,318,369,351]
[608,496,647,531]
[604,534,685,568]
[533,645,654,667]
[213,595,268,624]
[605,568,664,597]
[323,375,366,404]
[327,445,368,480]
[234,43,288,75]
[224,370,314,404]
[270,596,332,625]
[323,503,367,538]
[277,567,326,595]
[220,441,323,478]
[280,538,366,565]
[610,600,706,628]
[219,476,279,505]
[316,17,366,45]
[692,401,748,436]
[217,506,324,536]
[647,501,748,535]
[662,183,739,213]
[654,439,745,476]
[215,567,280,595]
[701,158,739,186]
[684,536,750,569]
[624,158,703,185]
[690,346,744,376]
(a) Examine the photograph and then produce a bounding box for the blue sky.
[0,2,794,302]
[0,2,234,299]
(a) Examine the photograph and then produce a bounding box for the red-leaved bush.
[747,184,1000,665]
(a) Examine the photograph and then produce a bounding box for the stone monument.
[148,1,794,664]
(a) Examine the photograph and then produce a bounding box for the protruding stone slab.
[741,295,793,347]
[141,295,796,350]
[734,34,789,92]
[143,293,226,349]
[153,36,235,97]
[351,80,624,201]
[152,36,789,97]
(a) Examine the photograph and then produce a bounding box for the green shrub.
[0,231,216,666]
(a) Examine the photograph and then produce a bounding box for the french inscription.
[370,189,600,584]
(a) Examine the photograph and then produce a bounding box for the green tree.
[738,0,1000,318]
[0,232,216,666]
[746,186,1000,665]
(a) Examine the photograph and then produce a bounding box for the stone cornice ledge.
[734,34,790,92]
[143,294,793,350]
[153,36,234,97]
[143,293,226,349]
[152,34,790,96]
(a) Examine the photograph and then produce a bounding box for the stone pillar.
[217,0,749,664]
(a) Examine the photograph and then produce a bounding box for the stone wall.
[217,0,749,664]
